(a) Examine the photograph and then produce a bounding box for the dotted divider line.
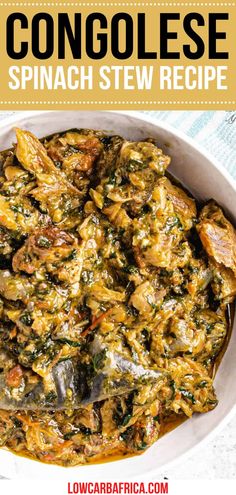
[0,3,235,6]
[0,101,235,104]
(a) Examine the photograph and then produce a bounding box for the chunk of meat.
[30,174,81,224]
[141,234,173,268]
[46,131,102,179]
[63,154,94,174]
[129,177,195,271]
[0,195,41,234]
[93,140,171,225]
[6,365,23,388]
[15,128,56,175]
[159,177,197,229]
[210,260,236,301]
[198,202,236,276]
[96,134,124,179]
[119,141,171,176]
[121,414,160,453]
[12,227,79,274]
[0,196,17,230]
[15,129,82,224]
[129,281,165,315]
[64,132,102,155]
[166,317,205,355]
[4,165,25,182]
[74,405,100,433]
[88,283,126,303]
[0,270,33,301]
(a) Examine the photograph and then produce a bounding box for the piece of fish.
[0,350,164,410]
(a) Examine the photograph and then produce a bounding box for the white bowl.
[0,110,235,480]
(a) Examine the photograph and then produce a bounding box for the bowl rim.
[1,109,235,194]
[0,109,235,479]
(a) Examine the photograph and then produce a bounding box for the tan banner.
[0,1,235,109]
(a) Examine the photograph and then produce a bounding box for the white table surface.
[0,110,235,480]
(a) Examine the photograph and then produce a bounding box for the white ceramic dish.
[0,110,235,480]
